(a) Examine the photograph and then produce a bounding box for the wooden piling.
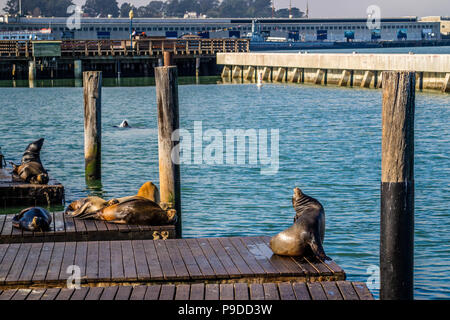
[155,66,181,237]
[164,51,173,67]
[83,71,102,181]
[380,71,415,300]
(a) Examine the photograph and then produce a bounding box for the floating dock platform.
[0,168,64,207]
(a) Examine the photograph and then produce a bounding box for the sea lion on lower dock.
[12,207,52,232]
[11,138,49,184]
[65,196,114,218]
[270,187,329,260]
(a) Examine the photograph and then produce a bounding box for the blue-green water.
[0,80,449,299]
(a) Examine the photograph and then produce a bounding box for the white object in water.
[257,71,263,87]
[119,120,130,128]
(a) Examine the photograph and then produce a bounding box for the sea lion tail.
[309,233,330,261]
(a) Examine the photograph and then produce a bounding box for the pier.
[0,38,249,80]
[218,52,450,93]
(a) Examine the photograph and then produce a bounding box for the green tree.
[3,0,74,17]
[217,0,249,18]
[83,0,119,17]
[119,2,136,18]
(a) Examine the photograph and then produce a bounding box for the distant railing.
[0,38,250,57]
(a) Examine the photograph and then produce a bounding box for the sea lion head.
[293,187,303,199]
[26,138,44,154]
[65,196,107,217]
[30,172,49,185]
[166,209,177,224]
[30,216,47,232]
[137,181,160,204]
[119,120,130,128]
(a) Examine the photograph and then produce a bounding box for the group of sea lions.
[8,140,329,260]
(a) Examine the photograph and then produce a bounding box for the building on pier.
[0,15,441,42]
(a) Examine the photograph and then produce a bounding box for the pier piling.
[83,71,102,181]
[380,71,415,300]
[155,66,181,237]
[74,60,82,80]
[164,51,173,67]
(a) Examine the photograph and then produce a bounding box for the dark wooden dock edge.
[1,169,64,207]
[0,281,374,300]
[0,211,176,244]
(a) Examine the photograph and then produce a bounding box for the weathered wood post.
[164,51,173,67]
[155,66,181,237]
[83,71,102,181]
[381,71,415,300]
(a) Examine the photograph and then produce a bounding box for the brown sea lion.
[269,187,329,260]
[11,138,49,184]
[65,196,115,218]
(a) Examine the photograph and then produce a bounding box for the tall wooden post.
[164,51,173,67]
[155,66,181,237]
[381,71,415,300]
[83,71,102,181]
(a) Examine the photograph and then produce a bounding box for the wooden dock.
[0,169,64,207]
[0,236,345,289]
[0,281,374,300]
[0,211,176,244]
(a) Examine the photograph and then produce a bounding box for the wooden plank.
[1,216,13,238]
[323,259,346,277]
[207,238,241,278]
[40,288,61,300]
[110,240,124,280]
[11,288,31,300]
[74,241,88,283]
[249,283,265,300]
[278,282,296,300]
[189,283,205,300]
[130,285,147,300]
[121,240,138,281]
[73,217,87,234]
[337,281,360,300]
[144,285,161,300]
[0,215,6,237]
[97,241,111,281]
[220,283,234,300]
[159,284,175,300]
[55,288,75,300]
[131,240,150,280]
[0,288,17,300]
[164,239,189,280]
[234,283,249,300]
[53,211,66,233]
[63,215,76,234]
[352,282,375,300]
[0,243,19,283]
[153,240,177,280]
[0,243,8,264]
[321,281,343,300]
[239,237,280,276]
[291,257,319,278]
[229,237,266,275]
[193,238,225,278]
[100,286,118,300]
[58,242,76,281]
[307,282,327,300]
[115,286,133,300]
[5,243,32,284]
[70,287,89,300]
[26,288,46,300]
[176,239,204,279]
[292,282,311,300]
[32,242,53,282]
[46,242,65,282]
[175,284,190,300]
[263,283,280,300]
[85,287,104,300]
[142,240,164,281]
[218,237,253,277]
[17,242,42,284]
[204,283,219,300]
[86,241,99,280]
[304,256,332,277]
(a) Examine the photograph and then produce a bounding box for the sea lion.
[65,196,115,218]
[114,120,130,128]
[83,196,177,226]
[12,207,52,232]
[11,138,49,184]
[269,187,329,260]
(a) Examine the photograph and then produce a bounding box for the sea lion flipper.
[309,233,330,261]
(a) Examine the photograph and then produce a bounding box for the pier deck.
[0,281,374,300]
[0,169,64,207]
[0,211,176,244]
[0,236,345,289]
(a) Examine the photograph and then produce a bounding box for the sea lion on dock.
[65,196,114,218]
[270,187,329,260]
[12,207,52,232]
[11,138,49,184]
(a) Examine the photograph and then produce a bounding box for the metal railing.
[0,38,250,57]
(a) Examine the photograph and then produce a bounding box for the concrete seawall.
[217,53,450,92]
